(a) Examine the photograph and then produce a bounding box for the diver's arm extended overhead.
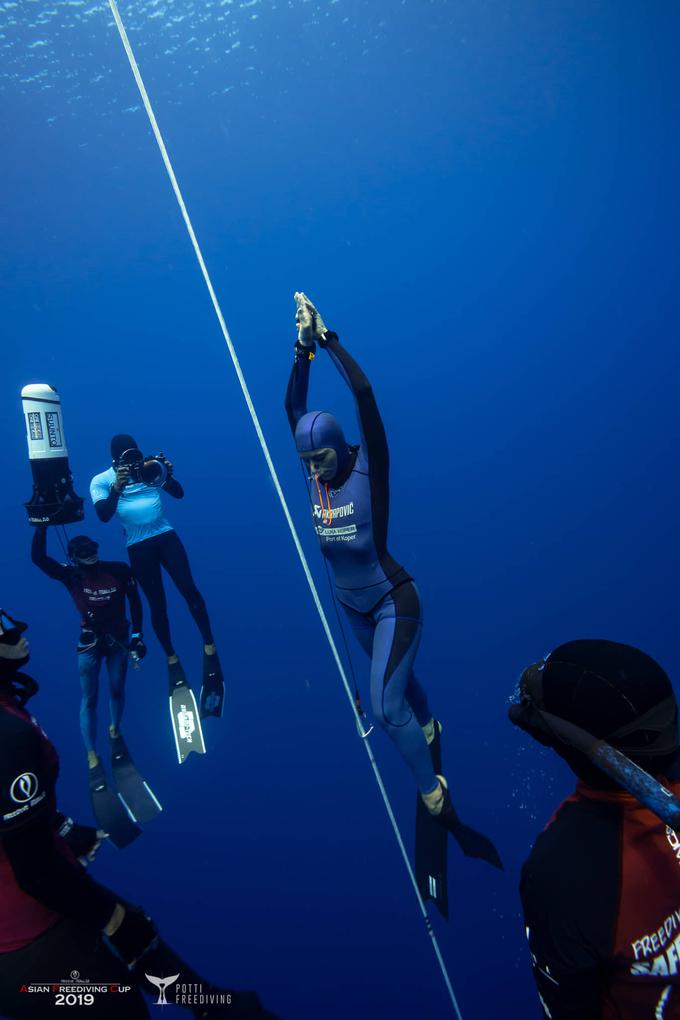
[285,289,319,433]
[285,347,312,434]
[30,525,69,582]
[322,332,389,472]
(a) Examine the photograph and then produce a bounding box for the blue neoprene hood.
[294,411,351,475]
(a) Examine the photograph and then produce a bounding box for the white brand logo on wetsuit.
[313,501,354,524]
[630,908,680,979]
[10,772,39,803]
[666,827,680,865]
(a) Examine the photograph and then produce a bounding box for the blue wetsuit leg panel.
[78,648,102,753]
[399,584,432,727]
[345,583,437,795]
[342,602,376,658]
[105,639,128,734]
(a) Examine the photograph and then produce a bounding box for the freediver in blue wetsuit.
[285,293,501,869]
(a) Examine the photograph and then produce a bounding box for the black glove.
[57,815,101,861]
[130,635,147,661]
[107,905,158,969]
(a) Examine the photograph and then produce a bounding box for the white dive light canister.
[21,383,84,526]
[21,383,68,461]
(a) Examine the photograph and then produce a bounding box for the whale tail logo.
[145,973,180,1005]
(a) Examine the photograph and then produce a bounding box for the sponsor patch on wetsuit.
[315,524,357,539]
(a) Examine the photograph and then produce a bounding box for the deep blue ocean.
[2,2,680,1018]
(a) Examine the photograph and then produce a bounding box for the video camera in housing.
[21,383,85,527]
[118,447,169,488]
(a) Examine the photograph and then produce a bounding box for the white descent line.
[105,3,462,1016]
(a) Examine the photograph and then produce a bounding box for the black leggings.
[0,920,270,1019]
[128,530,213,657]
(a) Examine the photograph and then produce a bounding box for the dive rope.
[104,4,461,1014]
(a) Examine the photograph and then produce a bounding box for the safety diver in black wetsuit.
[0,610,280,1020]
[90,435,224,720]
[510,640,680,1019]
[285,293,501,867]
[30,524,146,771]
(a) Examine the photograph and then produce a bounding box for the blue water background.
[2,2,680,1017]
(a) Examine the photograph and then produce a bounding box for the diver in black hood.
[510,638,680,1019]
[0,610,280,1020]
[30,526,145,764]
[29,524,163,840]
[285,292,502,872]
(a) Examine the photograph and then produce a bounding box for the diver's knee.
[371,702,410,732]
[381,690,411,729]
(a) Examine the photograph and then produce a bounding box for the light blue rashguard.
[89,468,173,548]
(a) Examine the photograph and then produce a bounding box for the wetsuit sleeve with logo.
[0,712,117,929]
[322,333,388,473]
[30,526,69,584]
[285,346,312,434]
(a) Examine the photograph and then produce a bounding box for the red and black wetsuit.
[0,682,279,1019]
[520,769,680,1019]
[31,527,142,641]
[0,687,119,946]
[0,684,155,1018]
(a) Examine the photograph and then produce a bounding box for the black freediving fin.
[438,776,504,871]
[415,720,449,919]
[168,661,206,764]
[447,816,504,871]
[110,733,162,824]
[200,650,225,720]
[88,761,141,849]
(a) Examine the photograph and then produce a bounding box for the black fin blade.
[111,737,162,824]
[415,721,449,919]
[89,767,141,849]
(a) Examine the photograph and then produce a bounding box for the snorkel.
[509,647,680,830]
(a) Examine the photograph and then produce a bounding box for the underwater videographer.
[0,610,280,1019]
[90,435,224,746]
